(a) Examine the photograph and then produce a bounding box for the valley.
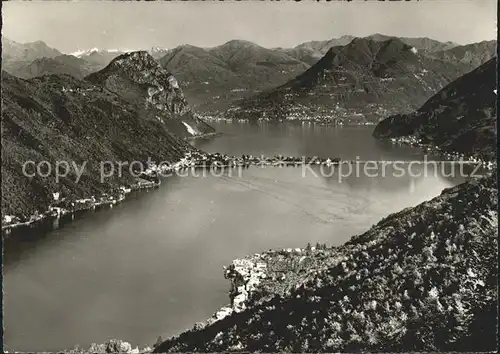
[1,5,497,351]
[3,122,473,352]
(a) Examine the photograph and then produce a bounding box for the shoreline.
[1,129,222,234]
[1,179,159,236]
[153,173,497,353]
[191,244,344,332]
[387,135,497,169]
[1,151,345,235]
[201,116,378,126]
[184,131,221,141]
[1,152,193,234]
[5,155,495,353]
[155,145,496,347]
[3,145,493,234]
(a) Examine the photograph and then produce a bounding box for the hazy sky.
[2,0,497,53]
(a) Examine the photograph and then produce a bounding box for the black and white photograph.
[0,0,498,353]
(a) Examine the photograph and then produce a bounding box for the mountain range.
[373,57,497,160]
[226,37,489,123]
[428,40,497,68]
[2,37,62,64]
[2,32,497,353]
[2,38,97,79]
[158,40,310,109]
[277,34,458,65]
[3,36,495,113]
[4,55,101,80]
[1,51,213,218]
[1,39,166,80]
[156,36,490,112]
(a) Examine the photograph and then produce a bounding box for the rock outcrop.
[86,51,214,138]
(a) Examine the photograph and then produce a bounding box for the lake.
[2,122,467,352]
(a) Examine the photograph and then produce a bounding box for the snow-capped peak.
[70,48,100,57]
[150,46,168,52]
[69,48,136,57]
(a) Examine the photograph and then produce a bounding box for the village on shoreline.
[2,143,495,235]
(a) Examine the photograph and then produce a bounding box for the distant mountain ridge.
[226,37,476,123]
[429,40,497,68]
[373,57,497,160]
[366,34,458,52]
[3,55,100,80]
[158,36,493,113]
[2,37,62,63]
[1,38,170,78]
[158,40,310,110]
[77,50,129,71]
[70,46,169,59]
[70,48,129,57]
[280,34,458,65]
[2,36,495,114]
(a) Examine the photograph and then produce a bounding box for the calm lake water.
[3,122,467,352]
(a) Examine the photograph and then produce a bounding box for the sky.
[2,0,497,53]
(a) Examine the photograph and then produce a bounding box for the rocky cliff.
[86,51,214,138]
[373,57,497,160]
[1,51,210,219]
